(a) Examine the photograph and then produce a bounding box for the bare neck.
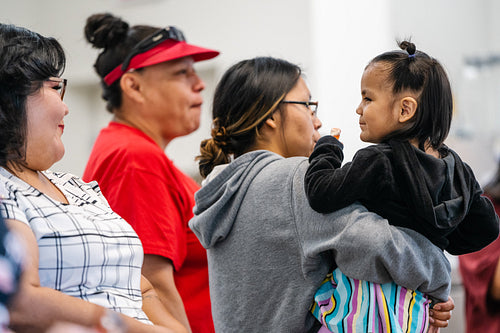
[6,163,68,204]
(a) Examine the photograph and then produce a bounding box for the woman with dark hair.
[189,56,454,332]
[460,161,500,333]
[82,13,219,333]
[0,23,184,333]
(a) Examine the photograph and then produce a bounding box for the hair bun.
[399,40,416,56]
[84,13,129,49]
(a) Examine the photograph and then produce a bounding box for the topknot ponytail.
[84,13,159,112]
[399,40,416,56]
[84,13,129,49]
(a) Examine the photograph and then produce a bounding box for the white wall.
[5,0,496,181]
[311,0,499,183]
[389,0,499,183]
[0,0,313,177]
[311,0,393,162]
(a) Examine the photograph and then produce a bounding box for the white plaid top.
[0,167,151,324]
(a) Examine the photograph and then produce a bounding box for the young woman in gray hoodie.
[189,57,453,332]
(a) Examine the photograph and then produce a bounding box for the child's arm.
[305,135,391,213]
[296,160,450,301]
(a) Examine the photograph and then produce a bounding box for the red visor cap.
[104,39,220,85]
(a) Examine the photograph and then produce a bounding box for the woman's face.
[138,56,206,144]
[278,77,322,157]
[25,79,69,170]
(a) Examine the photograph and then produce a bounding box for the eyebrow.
[361,87,375,95]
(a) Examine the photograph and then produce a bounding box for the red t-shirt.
[83,122,214,332]
[459,198,500,333]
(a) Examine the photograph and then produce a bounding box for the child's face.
[356,63,405,143]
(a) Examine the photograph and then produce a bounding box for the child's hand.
[330,128,341,140]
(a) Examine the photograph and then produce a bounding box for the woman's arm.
[6,219,172,333]
[295,160,451,301]
[142,254,192,333]
[141,275,188,332]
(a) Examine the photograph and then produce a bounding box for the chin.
[54,146,65,163]
[188,122,201,134]
[359,134,369,143]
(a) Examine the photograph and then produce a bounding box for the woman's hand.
[428,296,454,332]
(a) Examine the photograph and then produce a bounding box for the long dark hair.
[197,57,301,178]
[369,40,453,150]
[84,13,159,112]
[0,24,65,168]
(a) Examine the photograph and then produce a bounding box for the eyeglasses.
[281,100,318,115]
[47,78,67,101]
[121,26,186,71]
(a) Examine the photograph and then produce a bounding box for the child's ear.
[399,97,418,123]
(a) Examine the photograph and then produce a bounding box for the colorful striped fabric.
[311,268,430,333]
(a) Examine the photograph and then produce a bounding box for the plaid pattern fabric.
[0,167,151,324]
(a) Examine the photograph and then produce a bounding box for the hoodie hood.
[389,140,481,231]
[189,150,282,249]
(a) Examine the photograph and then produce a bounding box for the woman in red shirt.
[82,13,219,333]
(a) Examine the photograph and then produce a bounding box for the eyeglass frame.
[121,26,186,71]
[281,100,318,115]
[46,78,67,101]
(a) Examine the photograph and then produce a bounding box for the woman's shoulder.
[45,170,109,206]
[0,167,29,196]
[96,122,166,158]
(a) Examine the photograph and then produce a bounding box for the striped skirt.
[311,268,430,333]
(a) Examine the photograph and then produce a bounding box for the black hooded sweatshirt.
[305,136,499,255]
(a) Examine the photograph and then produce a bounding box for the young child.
[305,41,499,332]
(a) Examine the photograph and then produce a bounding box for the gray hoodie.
[189,150,450,333]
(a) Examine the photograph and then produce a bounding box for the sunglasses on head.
[121,26,186,71]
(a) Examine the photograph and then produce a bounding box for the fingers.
[429,309,451,327]
[429,297,454,328]
[330,128,341,139]
[429,308,452,321]
[433,296,455,311]
[427,326,440,333]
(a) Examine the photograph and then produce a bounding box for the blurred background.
[3,0,500,331]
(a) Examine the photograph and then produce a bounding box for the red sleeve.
[459,201,500,318]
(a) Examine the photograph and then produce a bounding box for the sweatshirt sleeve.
[305,136,392,213]
[294,160,450,301]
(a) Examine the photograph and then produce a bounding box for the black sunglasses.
[121,26,186,71]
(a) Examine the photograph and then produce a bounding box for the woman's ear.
[399,97,418,123]
[120,72,145,104]
[264,113,279,129]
